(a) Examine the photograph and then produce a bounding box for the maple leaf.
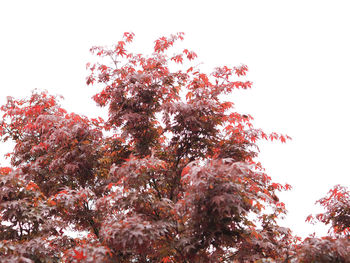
[171,54,183,64]
[123,32,135,43]
[73,249,86,261]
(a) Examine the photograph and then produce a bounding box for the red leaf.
[305,215,314,223]
[186,66,193,73]
[280,135,286,143]
[26,182,39,191]
[181,166,191,177]
[123,32,135,43]
[73,249,86,261]
[0,167,12,175]
[171,54,183,64]
[186,92,193,100]
[284,184,292,190]
[162,257,172,263]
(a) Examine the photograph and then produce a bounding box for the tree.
[295,185,350,262]
[0,33,293,262]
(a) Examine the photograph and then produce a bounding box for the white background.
[1,0,350,238]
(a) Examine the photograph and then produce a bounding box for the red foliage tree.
[296,185,350,262]
[0,33,294,262]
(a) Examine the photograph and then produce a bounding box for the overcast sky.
[1,0,349,238]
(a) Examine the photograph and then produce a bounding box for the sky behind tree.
[1,0,350,238]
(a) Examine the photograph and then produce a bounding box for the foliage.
[297,185,350,262]
[1,32,347,262]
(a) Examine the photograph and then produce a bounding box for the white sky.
[1,0,349,238]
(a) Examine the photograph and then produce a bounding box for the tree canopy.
[0,33,349,262]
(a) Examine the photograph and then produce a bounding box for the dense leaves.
[1,32,347,262]
[299,185,350,262]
